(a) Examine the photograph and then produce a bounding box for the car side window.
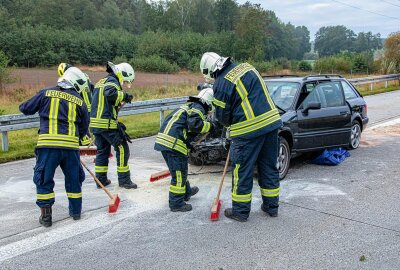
[341,81,358,100]
[319,82,345,107]
[301,86,327,108]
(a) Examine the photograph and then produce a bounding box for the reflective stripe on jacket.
[19,86,89,150]
[154,102,211,155]
[90,74,125,130]
[212,62,282,139]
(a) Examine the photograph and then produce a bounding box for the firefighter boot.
[119,181,138,189]
[224,208,247,222]
[170,203,192,212]
[261,203,278,217]
[69,205,81,220]
[39,205,52,227]
[96,179,111,189]
[184,186,199,202]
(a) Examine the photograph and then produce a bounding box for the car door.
[316,81,351,147]
[296,81,351,150]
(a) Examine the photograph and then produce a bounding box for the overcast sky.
[237,0,400,40]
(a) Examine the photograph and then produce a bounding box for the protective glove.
[124,93,133,103]
[225,127,231,140]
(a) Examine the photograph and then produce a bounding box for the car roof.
[264,74,344,83]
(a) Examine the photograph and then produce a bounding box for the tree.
[384,31,400,68]
[315,26,356,57]
[0,50,10,93]
[214,0,239,32]
[234,3,267,60]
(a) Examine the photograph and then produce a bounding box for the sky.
[237,0,400,40]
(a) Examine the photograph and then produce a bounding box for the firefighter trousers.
[93,130,131,185]
[230,129,280,219]
[161,151,192,208]
[33,148,85,216]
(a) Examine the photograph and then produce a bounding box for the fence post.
[159,110,164,127]
[2,131,8,152]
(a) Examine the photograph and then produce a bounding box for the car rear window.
[341,81,359,99]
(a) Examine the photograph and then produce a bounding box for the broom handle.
[80,159,114,200]
[216,148,231,200]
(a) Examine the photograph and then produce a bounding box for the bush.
[130,55,180,73]
[188,57,200,72]
[0,50,11,92]
[113,55,129,64]
[249,61,273,73]
[298,60,312,71]
[314,56,352,73]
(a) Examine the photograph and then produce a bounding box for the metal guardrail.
[1,74,399,152]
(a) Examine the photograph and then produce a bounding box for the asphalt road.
[0,90,399,269]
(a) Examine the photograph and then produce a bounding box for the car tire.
[349,121,361,149]
[278,136,291,180]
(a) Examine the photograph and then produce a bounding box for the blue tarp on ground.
[311,148,350,166]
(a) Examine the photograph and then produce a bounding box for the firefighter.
[154,88,214,212]
[90,62,136,189]
[200,52,283,222]
[19,67,90,227]
[58,63,93,146]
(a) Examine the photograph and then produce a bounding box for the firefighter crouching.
[58,63,93,146]
[19,67,90,227]
[90,62,137,189]
[200,52,283,222]
[154,88,215,212]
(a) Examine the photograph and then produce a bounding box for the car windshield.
[265,81,300,111]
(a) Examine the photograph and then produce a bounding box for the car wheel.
[278,137,290,180]
[349,121,361,149]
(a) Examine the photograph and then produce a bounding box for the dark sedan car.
[189,74,369,179]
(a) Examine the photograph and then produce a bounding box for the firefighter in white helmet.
[154,88,215,212]
[90,62,137,189]
[57,63,94,146]
[200,52,283,222]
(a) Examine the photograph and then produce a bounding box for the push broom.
[80,159,120,213]
[149,132,210,182]
[210,149,230,221]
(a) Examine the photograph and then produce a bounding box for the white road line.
[0,205,142,263]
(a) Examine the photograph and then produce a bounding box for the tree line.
[0,0,383,72]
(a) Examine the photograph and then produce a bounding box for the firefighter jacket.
[154,101,211,156]
[212,61,282,139]
[90,73,129,131]
[19,86,89,150]
[80,81,93,113]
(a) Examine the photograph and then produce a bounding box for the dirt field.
[7,68,203,90]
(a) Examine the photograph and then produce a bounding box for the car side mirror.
[302,101,321,114]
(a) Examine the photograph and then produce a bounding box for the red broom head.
[108,195,120,213]
[210,200,222,221]
[150,170,171,182]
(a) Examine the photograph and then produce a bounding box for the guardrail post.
[370,83,373,91]
[385,80,388,88]
[2,131,8,152]
[159,110,164,127]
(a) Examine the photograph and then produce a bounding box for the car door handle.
[340,111,349,115]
